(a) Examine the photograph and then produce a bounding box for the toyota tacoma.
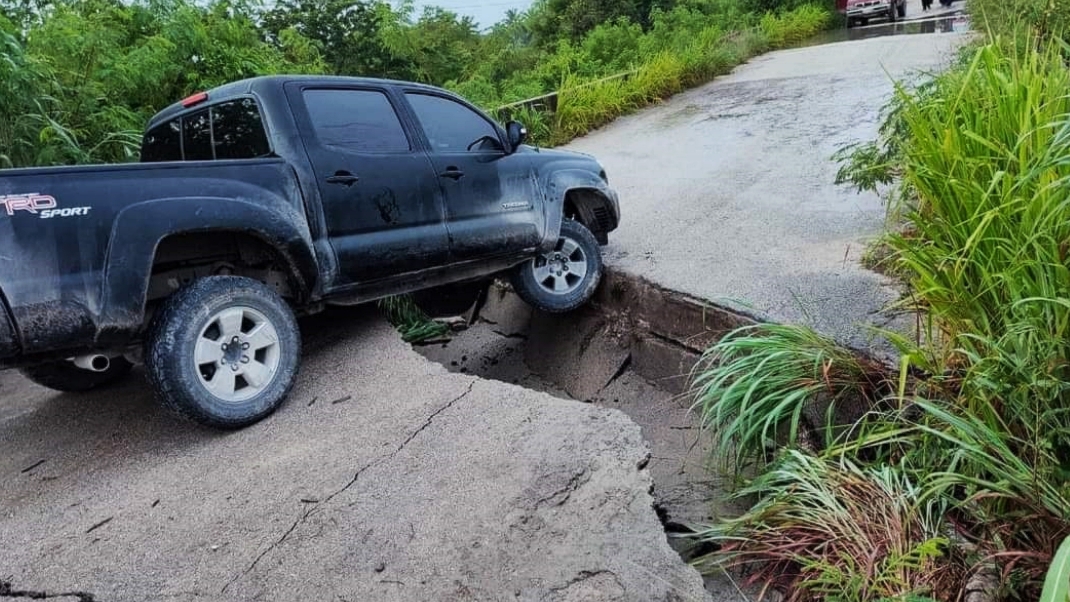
[0,75,620,429]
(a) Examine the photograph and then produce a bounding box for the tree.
[379,4,481,84]
[527,0,671,42]
[262,0,414,78]
[6,0,326,166]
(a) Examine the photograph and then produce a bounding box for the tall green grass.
[692,324,891,472]
[1042,536,1070,602]
[968,0,1070,41]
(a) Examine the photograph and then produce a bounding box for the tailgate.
[0,288,17,358]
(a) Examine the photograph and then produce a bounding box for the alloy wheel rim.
[532,235,588,296]
[194,306,281,403]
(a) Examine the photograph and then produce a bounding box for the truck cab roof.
[146,75,458,132]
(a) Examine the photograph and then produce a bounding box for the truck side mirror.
[506,121,527,153]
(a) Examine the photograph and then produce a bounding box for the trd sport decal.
[0,194,92,219]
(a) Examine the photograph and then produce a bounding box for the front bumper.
[846,2,892,17]
[606,187,621,230]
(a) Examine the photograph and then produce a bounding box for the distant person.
[922,0,932,9]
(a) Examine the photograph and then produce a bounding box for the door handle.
[439,168,465,181]
[326,172,359,186]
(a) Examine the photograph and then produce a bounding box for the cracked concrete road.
[1,18,979,602]
[566,28,970,353]
[0,308,711,602]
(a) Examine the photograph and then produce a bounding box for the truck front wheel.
[18,357,132,393]
[145,276,301,429]
[511,219,604,314]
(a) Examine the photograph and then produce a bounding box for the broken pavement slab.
[0,307,713,602]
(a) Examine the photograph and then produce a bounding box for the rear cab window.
[141,97,271,162]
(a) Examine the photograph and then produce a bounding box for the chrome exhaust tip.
[72,354,111,373]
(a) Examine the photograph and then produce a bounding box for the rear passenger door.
[285,84,449,286]
[401,91,541,262]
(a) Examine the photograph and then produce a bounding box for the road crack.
[0,581,96,601]
[547,570,621,595]
[534,468,591,509]
[221,380,477,593]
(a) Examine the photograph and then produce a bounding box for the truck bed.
[0,158,311,358]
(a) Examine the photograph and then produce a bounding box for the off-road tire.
[511,219,603,314]
[18,357,133,393]
[145,276,301,430]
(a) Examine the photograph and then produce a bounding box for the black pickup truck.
[0,75,620,429]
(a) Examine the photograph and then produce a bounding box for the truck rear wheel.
[511,219,604,314]
[145,276,301,429]
[19,357,132,393]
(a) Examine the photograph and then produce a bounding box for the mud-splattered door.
[402,91,541,262]
[288,84,449,286]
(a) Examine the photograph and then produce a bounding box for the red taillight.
[181,91,208,107]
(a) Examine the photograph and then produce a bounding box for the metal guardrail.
[492,68,640,118]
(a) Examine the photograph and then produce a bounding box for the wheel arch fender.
[541,169,620,250]
[96,196,318,344]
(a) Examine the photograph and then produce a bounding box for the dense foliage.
[691,3,1070,600]
[0,0,835,168]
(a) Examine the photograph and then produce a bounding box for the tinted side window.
[141,98,270,162]
[212,98,271,159]
[182,109,213,161]
[141,119,182,162]
[303,89,409,153]
[405,93,500,152]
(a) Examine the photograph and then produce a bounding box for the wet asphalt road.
[566,26,970,353]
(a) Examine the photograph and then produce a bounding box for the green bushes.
[0,0,834,167]
[690,27,1070,602]
[760,3,830,47]
[968,0,1070,41]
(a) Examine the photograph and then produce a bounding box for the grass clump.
[377,295,450,343]
[694,450,964,602]
[692,324,890,472]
